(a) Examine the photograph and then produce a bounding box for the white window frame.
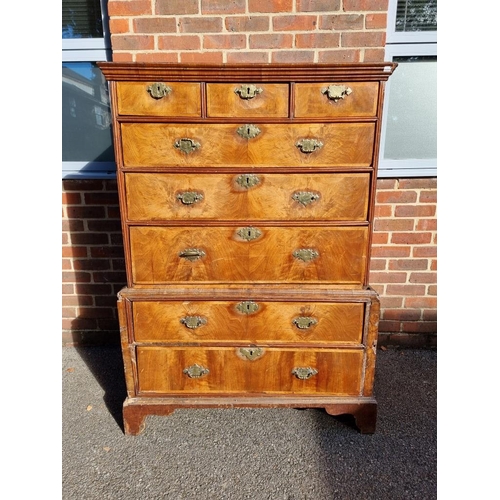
[378,0,437,178]
[62,1,115,179]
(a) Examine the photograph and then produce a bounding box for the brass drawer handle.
[321,84,352,102]
[292,367,318,380]
[174,138,201,154]
[236,301,259,314]
[235,174,260,189]
[292,316,318,330]
[237,227,262,241]
[234,84,263,99]
[177,191,204,205]
[292,191,320,206]
[180,316,207,329]
[239,347,264,361]
[179,248,206,261]
[236,124,261,139]
[296,139,323,154]
[147,82,172,99]
[183,364,209,378]
[293,249,319,262]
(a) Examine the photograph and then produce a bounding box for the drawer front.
[116,82,202,117]
[294,82,379,118]
[206,83,289,117]
[132,300,365,344]
[125,172,370,222]
[129,226,368,285]
[136,346,364,395]
[121,123,375,168]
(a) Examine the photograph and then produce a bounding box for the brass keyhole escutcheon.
[237,227,262,241]
[236,301,259,315]
[236,174,261,189]
[239,347,264,361]
[147,82,172,99]
[236,124,261,139]
[234,84,263,99]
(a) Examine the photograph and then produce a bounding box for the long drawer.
[125,172,371,222]
[136,346,364,395]
[129,225,368,285]
[120,123,375,168]
[131,300,365,345]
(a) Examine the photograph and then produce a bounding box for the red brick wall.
[62,1,437,346]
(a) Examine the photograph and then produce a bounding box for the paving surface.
[62,346,437,500]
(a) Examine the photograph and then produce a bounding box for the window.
[379,0,437,177]
[62,0,115,179]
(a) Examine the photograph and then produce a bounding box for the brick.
[399,178,437,189]
[376,179,397,189]
[62,307,77,319]
[112,35,154,51]
[133,17,177,33]
[62,233,69,245]
[201,0,246,14]
[62,192,81,205]
[378,320,400,333]
[107,206,122,219]
[423,310,437,321]
[363,49,385,62]
[249,34,293,49]
[108,1,152,16]
[271,51,315,63]
[395,205,436,217]
[62,259,72,270]
[98,319,121,331]
[386,284,426,296]
[203,34,246,50]
[365,13,387,29]
[341,32,386,48]
[109,18,130,34]
[405,296,437,309]
[179,17,223,33]
[273,15,317,31]
[419,191,437,203]
[63,296,93,307]
[379,296,403,308]
[373,205,392,217]
[62,284,74,294]
[376,190,417,204]
[391,232,432,245]
[368,259,386,271]
[226,16,270,32]
[374,219,414,231]
[401,321,437,334]
[416,219,437,231]
[297,0,340,11]
[95,296,120,307]
[388,259,428,271]
[62,246,88,258]
[318,50,361,63]
[77,307,116,319]
[87,220,122,232]
[112,259,126,271]
[409,272,437,284]
[371,232,388,244]
[413,246,437,258]
[319,14,364,30]
[91,246,126,258]
[74,284,113,295]
[104,180,118,191]
[427,285,437,296]
[369,272,407,283]
[248,0,293,12]
[83,192,119,205]
[137,53,179,62]
[62,316,98,330]
[63,180,104,191]
[343,0,388,11]
[296,33,340,48]
[113,53,134,62]
[70,233,109,245]
[73,259,112,271]
[180,52,224,63]
[372,246,410,258]
[227,52,270,63]
[93,271,127,283]
[156,0,199,15]
[62,271,91,283]
[383,309,421,321]
[159,35,201,51]
[430,260,437,271]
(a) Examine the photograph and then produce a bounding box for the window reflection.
[62,0,103,38]
[62,63,114,162]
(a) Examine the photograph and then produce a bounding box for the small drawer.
[129,225,368,285]
[125,172,371,222]
[136,346,364,396]
[121,122,375,168]
[132,299,365,345]
[116,82,202,117]
[294,82,379,118]
[206,83,289,117]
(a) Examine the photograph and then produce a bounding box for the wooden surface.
[96,63,397,434]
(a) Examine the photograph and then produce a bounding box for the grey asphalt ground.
[62,346,436,500]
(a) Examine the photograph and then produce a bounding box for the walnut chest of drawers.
[99,63,397,435]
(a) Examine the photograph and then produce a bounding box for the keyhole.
[246,303,252,312]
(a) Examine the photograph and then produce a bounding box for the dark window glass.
[62,63,114,162]
[62,0,103,38]
[396,0,437,32]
